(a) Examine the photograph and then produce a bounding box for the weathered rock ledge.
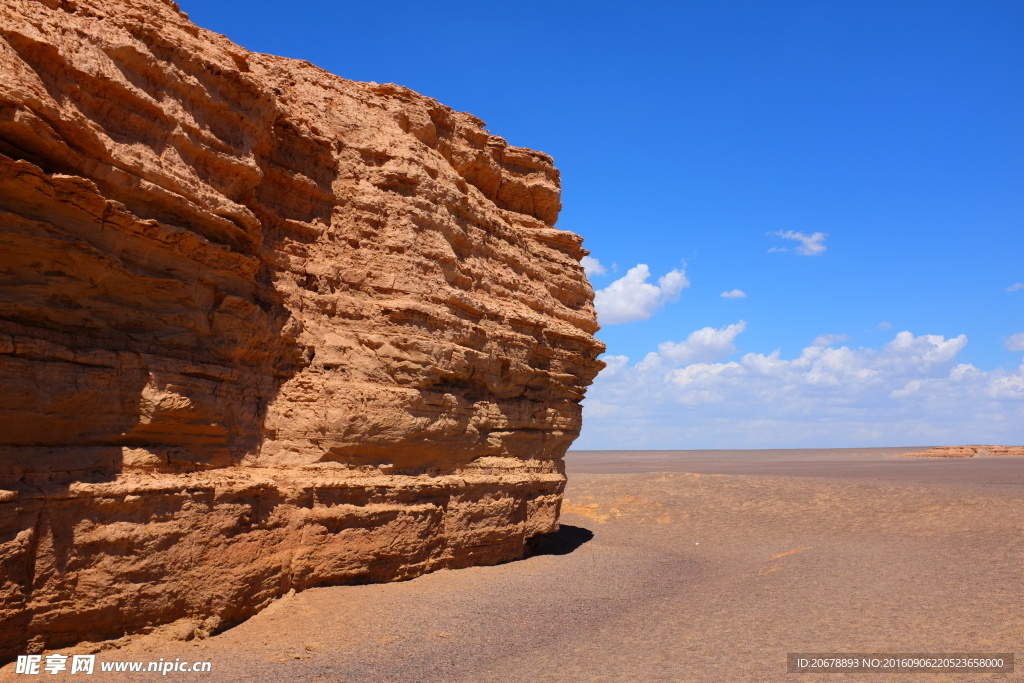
[0,0,603,658]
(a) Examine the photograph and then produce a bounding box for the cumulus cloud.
[578,328,1024,449]
[648,322,746,366]
[1008,283,1024,292]
[769,230,827,256]
[720,289,746,298]
[1006,333,1024,352]
[877,321,893,331]
[580,255,606,276]
[593,264,689,325]
[813,334,850,346]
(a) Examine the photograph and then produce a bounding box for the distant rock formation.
[897,446,1024,458]
[0,0,604,658]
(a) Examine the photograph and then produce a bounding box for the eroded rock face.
[0,0,603,657]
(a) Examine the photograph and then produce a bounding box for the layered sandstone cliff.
[0,0,604,658]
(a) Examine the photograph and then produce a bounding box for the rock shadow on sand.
[524,524,594,558]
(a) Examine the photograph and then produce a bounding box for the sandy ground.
[4,448,1023,682]
[566,447,1024,483]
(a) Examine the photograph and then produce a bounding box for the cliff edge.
[0,0,604,657]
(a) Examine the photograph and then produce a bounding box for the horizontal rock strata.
[0,0,603,658]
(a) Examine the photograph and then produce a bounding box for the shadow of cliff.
[524,525,594,558]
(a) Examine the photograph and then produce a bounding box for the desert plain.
[4,447,1022,682]
[2,3,1021,681]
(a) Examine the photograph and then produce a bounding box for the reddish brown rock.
[897,446,1024,458]
[0,0,604,658]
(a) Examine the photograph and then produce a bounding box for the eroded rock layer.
[0,0,603,657]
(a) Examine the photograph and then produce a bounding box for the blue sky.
[180,0,1024,447]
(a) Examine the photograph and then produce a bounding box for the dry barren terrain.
[4,449,1022,682]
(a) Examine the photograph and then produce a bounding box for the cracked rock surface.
[0,0,603,658]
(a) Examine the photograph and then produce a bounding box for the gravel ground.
[5,450,1023,682]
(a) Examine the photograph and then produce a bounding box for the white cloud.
[649,321,746,366]
[877,321,892,330]
[813,334,850,346]
[769,230,828,256]
[593,264,689,325]
[890,380,921,398]
[579,328,1024,449]
[580,255,606,276]
[1008,283,1024,292]
[720,289,746,298]
[1006,333,1024,352]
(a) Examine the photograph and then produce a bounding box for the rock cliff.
[0,0,603,658]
